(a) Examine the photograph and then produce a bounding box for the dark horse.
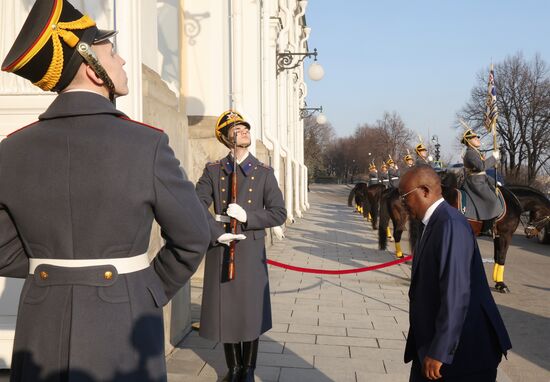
[506,185,550,244]
[348,183,387,230]
[378,171,522,293]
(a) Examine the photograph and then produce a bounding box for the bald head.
[400,165,442,195]
[399,165,443,220]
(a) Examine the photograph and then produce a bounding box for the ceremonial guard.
[415,142,433,166]
[0,1,210,380]
[386,157,400,188]
[196,111,287,382]
[404,151,415,168]
[461,129,502,232]
[367,162,379,186]
[379,162,390,187]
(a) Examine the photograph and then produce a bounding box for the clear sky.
[304,0,550,163]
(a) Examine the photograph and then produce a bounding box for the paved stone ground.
[167,184,514,382]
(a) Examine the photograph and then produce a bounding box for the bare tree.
[459,53,550,184]
[304,116,336,179]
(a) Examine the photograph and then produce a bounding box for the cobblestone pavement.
[167,184,514,382]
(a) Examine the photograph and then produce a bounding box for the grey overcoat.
[388,167,400,188]
[196,153,286,343]
[462,147,502,220]
[0,91,210,381]
[367,171,379,186]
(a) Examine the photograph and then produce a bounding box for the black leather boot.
[481,219,495,236]
[222,343,243,382]
[240,339,259,382]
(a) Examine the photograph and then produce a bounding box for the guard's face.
[94,41,128,96]
[419,150,427,158]
[469,137,481,148]
[227,124,251,147]
[406,159,413,166]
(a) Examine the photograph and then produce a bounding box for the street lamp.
[431,135,441,161]
[276,48,324,80]
[300,105,327,124]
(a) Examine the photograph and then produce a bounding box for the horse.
[347,182,368,214]
[506,185,550,244]
[378,187,409,258]
[378,171,522,293]
[348,182,389,231]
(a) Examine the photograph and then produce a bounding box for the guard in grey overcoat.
[367,163,379,186]
[379,163,390,188]
[387,158,400,188]
[461,129,502,222]
[196,110,286,382]
[0,1,210,381]
[414,142,433,166]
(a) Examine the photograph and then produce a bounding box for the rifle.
[227,127,238,281]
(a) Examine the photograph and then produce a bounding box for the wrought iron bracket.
[277,48,318,75]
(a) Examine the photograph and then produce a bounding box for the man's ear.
[85,65,104,86]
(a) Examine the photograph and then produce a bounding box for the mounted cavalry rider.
[415,142,433,166]
[367,162,379,186]
[387,156,400,188]
[379,162,390,187]
[461,129,502,234]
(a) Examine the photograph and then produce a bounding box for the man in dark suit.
[399,166,511,381]
[0,1,210,380]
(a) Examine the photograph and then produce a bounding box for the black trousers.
[409,360,497,382]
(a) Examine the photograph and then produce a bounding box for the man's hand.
[227,203,247,223]
[422,356,443,380]
[217,233,246,246]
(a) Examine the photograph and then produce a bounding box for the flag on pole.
[484,64,498,132]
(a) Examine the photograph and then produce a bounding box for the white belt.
[370,178,378,181]
[471,171,486,176]
[215,214,231,223]
[391,177,399,180]
[29,253,150,275]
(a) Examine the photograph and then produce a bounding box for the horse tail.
[378,191,390,250]
[348,184,357,207]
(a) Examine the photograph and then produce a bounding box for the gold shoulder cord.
[77,42,116,102]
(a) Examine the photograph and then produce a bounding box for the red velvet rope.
[266,255,412,275]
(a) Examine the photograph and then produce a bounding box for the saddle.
[455,187,506,224]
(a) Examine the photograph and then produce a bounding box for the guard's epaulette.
[7,120,40,138]
[258,162,272,170]
[206,160,221,167]
[118,116,163,132]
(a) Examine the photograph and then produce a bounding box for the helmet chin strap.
[76,42,116,103]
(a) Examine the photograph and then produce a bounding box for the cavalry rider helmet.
[415,143,428,157]
[215,110,251,149]
[404,153,413,162]
[368,162,377,171]
[386,157,395,166]
[380,162,388,171]
[461,129,480,148]
[1,0,118,100]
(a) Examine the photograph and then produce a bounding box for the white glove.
[492,150,500,160]
[227,203,247,222]
[272,226,285,240]
[427,155,434,162]
[217,233,246,246]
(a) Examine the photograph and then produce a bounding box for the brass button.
[222,200,227,204]
[104,271,113,280]
[251,176,255,180]
[249,188,253,192]
[39,271,48,280]
[222,188,226,192]
[221,177,225,180]
[248,200,252,204]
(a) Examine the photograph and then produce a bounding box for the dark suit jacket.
[404,201,511,377]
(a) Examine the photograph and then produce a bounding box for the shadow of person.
[111,315,166,382]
